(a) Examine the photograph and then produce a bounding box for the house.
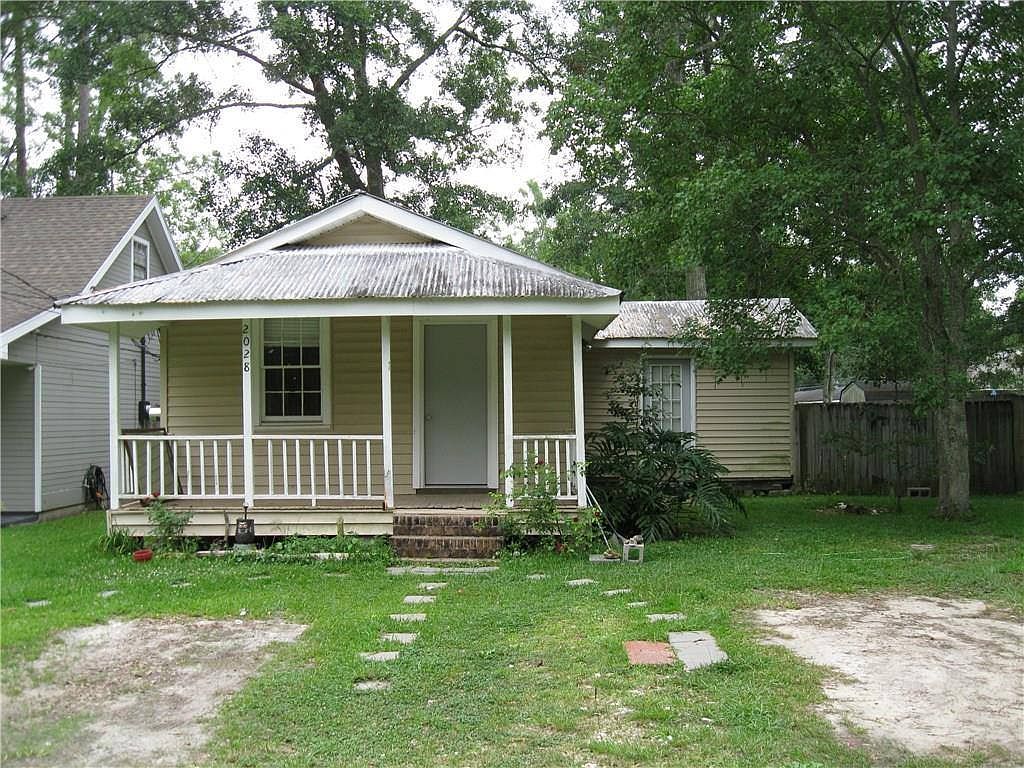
[58,192,816,537]
[794,380,914,404]
[1,196,181,518]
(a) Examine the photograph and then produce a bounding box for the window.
[644,360,692,433]
[260,318,329,422]
[131,237,150,281]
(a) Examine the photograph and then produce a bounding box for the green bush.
[146,498,195,552]
[587,359,744,539]
[98,528,137,555]
[486,461,600,555]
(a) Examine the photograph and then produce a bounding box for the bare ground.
[1,617,306,768]
[755,594,1024,763]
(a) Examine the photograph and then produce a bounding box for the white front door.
[423,323,488,485]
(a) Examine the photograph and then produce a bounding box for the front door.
[423,323,488,485]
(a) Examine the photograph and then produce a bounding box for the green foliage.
[587,360,744,539]
[248,534,393,565]
[486,462,599,555]
[97,529,137,556]
[146,500,194,552]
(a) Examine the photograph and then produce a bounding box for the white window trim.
[255,317,333,429]
[131,236,150,282]
[643,357,697,434]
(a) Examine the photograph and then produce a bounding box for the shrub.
[587,359,744,539]
[146,499,194,552]
[486,461,599,555]
[99,528,137,555]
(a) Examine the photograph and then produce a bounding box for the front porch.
[106,314,592,535]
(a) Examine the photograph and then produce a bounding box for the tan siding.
[511,316,573,435]
[582,347,795,480]
[165,320,241,434]
[302,214,434,246]
[696,353,793,478]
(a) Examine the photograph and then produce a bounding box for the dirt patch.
[755,594,1024,762]
[2,617,306,767]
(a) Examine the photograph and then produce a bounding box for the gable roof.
[0,195,181,337]
[222,191,582,282]
[594,299,818,345]
[62,243,620,307]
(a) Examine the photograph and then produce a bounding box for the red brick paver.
[624,640,676,665]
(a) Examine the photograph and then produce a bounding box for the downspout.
[138,335,148,427]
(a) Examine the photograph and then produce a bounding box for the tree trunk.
[685,265,707,299]
[12,6,30,195]
[933,396,970,518]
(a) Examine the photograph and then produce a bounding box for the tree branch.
[390,9,469,92]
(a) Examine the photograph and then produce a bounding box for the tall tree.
[548,1,1024,517]
[185,1,555,244]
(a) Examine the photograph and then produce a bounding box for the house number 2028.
[242,323,251,373]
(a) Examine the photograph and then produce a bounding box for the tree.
[186,1,555,245]
[548,1,1024,517]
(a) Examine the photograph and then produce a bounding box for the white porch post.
[381,316,395,508]
[241,320,255,508]
[572,316,587,508]
[107,325,120,526]
[502,315,514,506]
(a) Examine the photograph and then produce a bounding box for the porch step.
[392,513,500,538]
[391,534,503,560]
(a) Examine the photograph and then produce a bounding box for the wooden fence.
[794,396,1023,495]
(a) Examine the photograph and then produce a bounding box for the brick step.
[391,534,503,560]
[392,514,500,538]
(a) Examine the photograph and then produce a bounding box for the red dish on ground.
[132,549,153,562]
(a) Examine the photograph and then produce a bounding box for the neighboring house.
[59,192,816,536]
[794,380,914,404]
[1,196,181,517]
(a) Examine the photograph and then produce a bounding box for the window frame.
[643,357,696,434]
[255,317,332,427]
[130,236,150,282]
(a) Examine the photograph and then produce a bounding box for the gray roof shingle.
[62,243,620,306]
[1,195,151,330]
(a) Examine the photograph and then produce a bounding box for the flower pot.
[132,549,153,562]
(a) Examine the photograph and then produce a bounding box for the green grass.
[2,495,1022,767]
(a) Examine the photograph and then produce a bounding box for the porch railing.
[119,434,243,500]
[254,435,385,504]
[117,433,385,505]
[512,433,578,499]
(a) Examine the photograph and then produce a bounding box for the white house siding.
[1,363,35,511]
[583,347,795,480]
[3,321,162,511]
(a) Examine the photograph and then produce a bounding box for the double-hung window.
[131,237,150,281]
[644,359,693,433]
[260,318,330,423]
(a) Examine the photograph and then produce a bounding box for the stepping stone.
[566,578,596,587]
[390,613,427,623]
[25,599,50,608]
[647,613,686,622]
[668,631,728,671]
[624,640,675,665]
[418,582,447,591]
[247,574,272,580]
[627,601,648,608]
[403,595,435,604]
[526,573,548,581]
[602,588,632,596]
[441,566,498,574]
[910,543,936,553]
[172,581,192,588]
[360,651,400,662]
[98,590,118,598]
[590,554,621,564]
[381,632,418,645]
[354,680,390,692]
[388,566,440,576]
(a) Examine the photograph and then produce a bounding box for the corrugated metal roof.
[63,244,620,306]
[595,299,818,341]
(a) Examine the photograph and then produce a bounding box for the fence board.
[794,397,1020,495]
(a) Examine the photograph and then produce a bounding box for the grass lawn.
[2,495,1022,768]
